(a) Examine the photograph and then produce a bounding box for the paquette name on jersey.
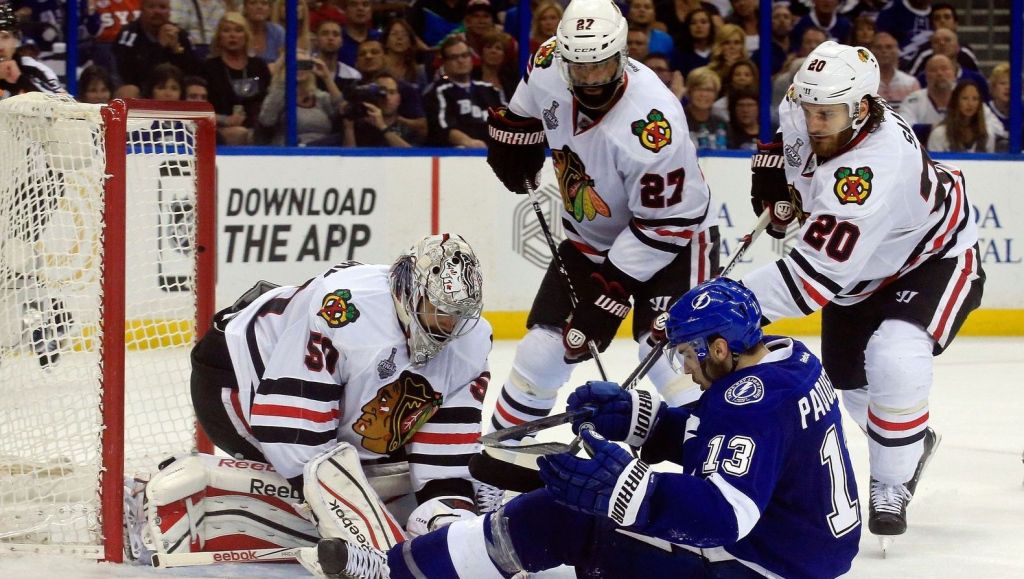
[318,289,360,328]
[798,372,839,429]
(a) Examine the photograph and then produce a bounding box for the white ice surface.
[1,337,1021,578]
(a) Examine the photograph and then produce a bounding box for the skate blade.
[878,535,895,558]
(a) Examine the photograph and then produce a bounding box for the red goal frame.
[99,99,216,562]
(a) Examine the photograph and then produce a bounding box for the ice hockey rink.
[0,336,1021,579]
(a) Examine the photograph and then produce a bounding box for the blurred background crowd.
[0,0,1019,153]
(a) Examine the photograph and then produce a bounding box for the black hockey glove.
[486,106,547,194]
[562,270,631,363]
[750,135,794,239]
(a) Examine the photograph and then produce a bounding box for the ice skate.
[906,427,941,496]
[300,537,389,579]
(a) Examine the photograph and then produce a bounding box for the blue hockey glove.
[538,429,654,527]
[567,381,662,447]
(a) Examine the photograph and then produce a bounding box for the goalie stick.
[150,546,305,568]
[478,211,771,448]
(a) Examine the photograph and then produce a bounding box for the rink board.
[202,155,1024,337]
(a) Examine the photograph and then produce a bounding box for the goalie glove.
[750,135,794,239]
[562,270,631,363]
[486,106,547,194]
[405,495,477,537]
[566,381,663,447]
[538,429,654,528]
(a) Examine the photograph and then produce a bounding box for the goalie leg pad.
[302,442,406,551]
[140,453,318,555]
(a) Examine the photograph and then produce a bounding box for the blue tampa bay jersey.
[638,336,860,578]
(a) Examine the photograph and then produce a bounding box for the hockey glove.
[562,271,631,363]
[644,310,669,348]
[538,429,654,527]
[567,381,663,447]
[750,135,793,239]
[405,495,477,538]
[486,106,547,194]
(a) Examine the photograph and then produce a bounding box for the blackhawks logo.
[533,39,556,70]
[318,289,360,328]
[630,109,672,152]
[552,145,611,222]
[833,166,873,205]
[856,48,871,63]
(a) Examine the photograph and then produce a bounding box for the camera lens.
[297,60,314,71]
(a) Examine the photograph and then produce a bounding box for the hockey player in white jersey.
[484,0,719,430]
[742,41,985,547]
[123,234,494,564]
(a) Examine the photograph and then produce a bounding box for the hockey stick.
[479,211,772,448]
[523,180,608,381]
[150,546,305,568]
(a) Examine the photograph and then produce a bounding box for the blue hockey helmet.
[665,278,763,364]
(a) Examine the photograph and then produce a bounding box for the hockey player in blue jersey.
[305,278,860,579]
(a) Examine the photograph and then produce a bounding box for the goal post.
[0,94,216,562]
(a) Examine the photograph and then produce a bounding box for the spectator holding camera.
[355,38,427,141]
[342,72,418,147]
[258,49,343,145]
[423,36,503,148]
[113,0,201,98]
[202,12,271,145]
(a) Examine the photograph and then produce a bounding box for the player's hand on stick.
[538,429,654,527]
[405,496,477,538]
[750,136,794,239]
[567,382,662,447]
[486,106,546,194]
[562,272,630,363]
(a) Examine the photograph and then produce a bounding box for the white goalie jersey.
[508,38,717,282]
[220,263,492,491]
[742,94,979,322]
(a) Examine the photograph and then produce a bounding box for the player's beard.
[809,126,855,159]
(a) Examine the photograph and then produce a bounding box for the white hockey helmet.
[390,233,483,365]
[555,0,628,107]
[792,41,880,131]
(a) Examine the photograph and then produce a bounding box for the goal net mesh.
[0,93,205,554]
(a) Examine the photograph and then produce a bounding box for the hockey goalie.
[123,234,498,577]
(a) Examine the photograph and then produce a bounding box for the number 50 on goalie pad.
[303,443,406,550]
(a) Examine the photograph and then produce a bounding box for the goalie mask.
[556,0,628,110]
[390,234,483,365]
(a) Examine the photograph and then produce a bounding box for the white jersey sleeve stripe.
[707,473,761,541]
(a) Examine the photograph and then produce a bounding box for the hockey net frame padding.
[0,94,216,562]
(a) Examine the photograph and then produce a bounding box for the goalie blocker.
[126,444,405,564]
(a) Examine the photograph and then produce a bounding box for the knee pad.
[140,454,317,555]
[865,319,933,410]
[509,326,575,399]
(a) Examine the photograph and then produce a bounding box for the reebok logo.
[213,551,257,562]
[328,499,371,546]
[610,461,650,525]
[250,479,302,501]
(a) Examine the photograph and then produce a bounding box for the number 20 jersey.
[742,94,979,323]
[507,39,717,282]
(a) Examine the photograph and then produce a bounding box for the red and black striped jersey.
[220,263,492,494]
[742,95,978,322]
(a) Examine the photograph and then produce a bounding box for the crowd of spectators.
[0,0,1019,153]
